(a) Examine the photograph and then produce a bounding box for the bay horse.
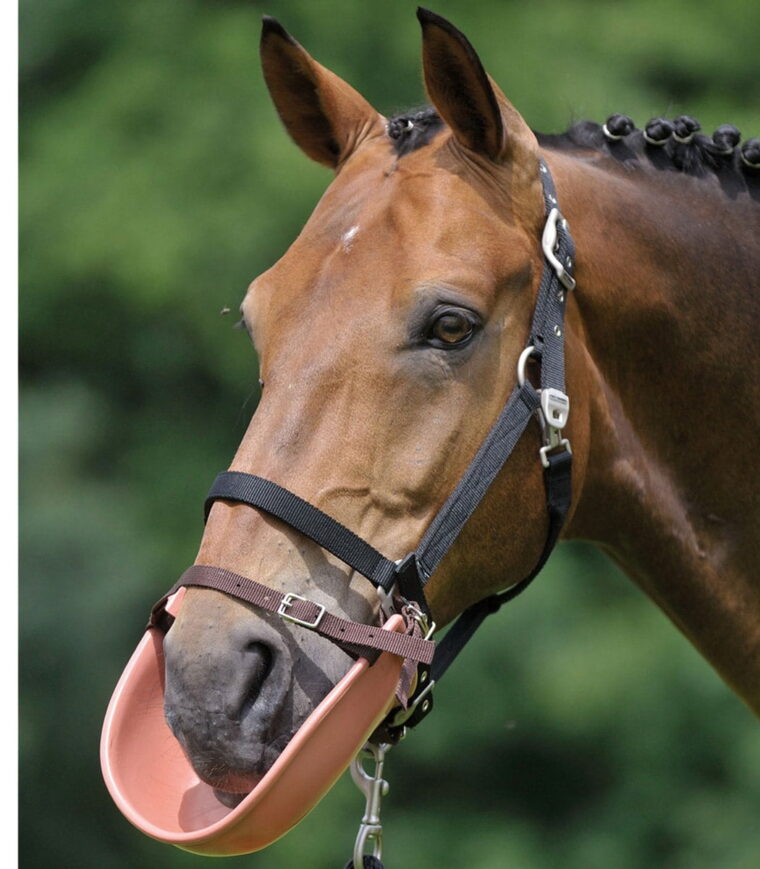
[160,6,760,819]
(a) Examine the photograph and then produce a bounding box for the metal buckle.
[377,582,397,620]
[541,387,570,430]
[277,593,326,629]
[540,438,572,468]
[516,349,573,467]
[542,208,576,292]
[405,602,436,640]
[537,387,571,466]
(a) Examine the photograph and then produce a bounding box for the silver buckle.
[541,387,570,430]
[277,593,326,629]
[538,388,571,467]
[542,208,576,292]
[540,438,572,468]
[377,583,397,620]
[405,602,436,640]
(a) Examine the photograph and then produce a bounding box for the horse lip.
[204,770,259,796]
[174,714,287,793]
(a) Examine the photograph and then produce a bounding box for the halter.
[152,155,574,710]
[140,157,576,861]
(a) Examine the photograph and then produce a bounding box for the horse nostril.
[238,642,273,720]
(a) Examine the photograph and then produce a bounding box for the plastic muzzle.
[100,588,406,857]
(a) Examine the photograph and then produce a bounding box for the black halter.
[152,158,576,739]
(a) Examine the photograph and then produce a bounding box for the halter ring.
[517,345,537,387]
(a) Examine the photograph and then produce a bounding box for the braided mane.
[387,107,760,190]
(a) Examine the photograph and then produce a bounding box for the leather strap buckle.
[277,593,326,629]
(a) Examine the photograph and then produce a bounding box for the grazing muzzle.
[100,588,421,857]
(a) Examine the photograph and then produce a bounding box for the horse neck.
[547,150,760,714]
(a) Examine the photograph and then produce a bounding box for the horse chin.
[166,698,300,795]
[213,789,248,809]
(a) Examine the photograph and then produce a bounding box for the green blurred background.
[19,1,759,867]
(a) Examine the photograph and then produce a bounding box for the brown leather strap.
[149,565,435,666]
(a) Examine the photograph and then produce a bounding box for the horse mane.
[387,106,760,189]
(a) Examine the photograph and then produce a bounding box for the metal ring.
[517,345,537,387]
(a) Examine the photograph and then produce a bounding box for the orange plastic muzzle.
[100,588,406,857]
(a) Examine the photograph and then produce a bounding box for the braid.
[740,138,760,170]
[711,124,741,156]
[643,117,674,146]
[672,115,700,144]
[602,113,635,141]
[639,115,740,176]
[493,105,757,186]
[669,116,712,174]
[560,113,756,181]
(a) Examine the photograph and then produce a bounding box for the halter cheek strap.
[149,157,575,737]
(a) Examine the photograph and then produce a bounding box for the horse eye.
[428,311,475,347]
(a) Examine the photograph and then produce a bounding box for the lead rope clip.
[349,742,391,868]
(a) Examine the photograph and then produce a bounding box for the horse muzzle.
[161,599,294,794]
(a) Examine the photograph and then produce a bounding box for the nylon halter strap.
[150,157,575,733]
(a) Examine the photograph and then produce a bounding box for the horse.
[158,6,760,821]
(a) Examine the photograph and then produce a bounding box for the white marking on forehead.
[341,224,360,253]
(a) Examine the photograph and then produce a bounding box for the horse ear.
[416,8,537,163]
[260,17,382,169]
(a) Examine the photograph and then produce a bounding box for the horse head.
[162,9,591,803]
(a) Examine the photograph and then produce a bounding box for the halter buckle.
[377,583,397,620]
[541,387,570,430]
[405,602,436,640]
[277,593,326,629]
[538,388,571,466]
[542,208,576,292]
[540,438,572,468]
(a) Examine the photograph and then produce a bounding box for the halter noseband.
[151,157,576,740]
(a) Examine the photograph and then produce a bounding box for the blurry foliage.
[19,1,759,867]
